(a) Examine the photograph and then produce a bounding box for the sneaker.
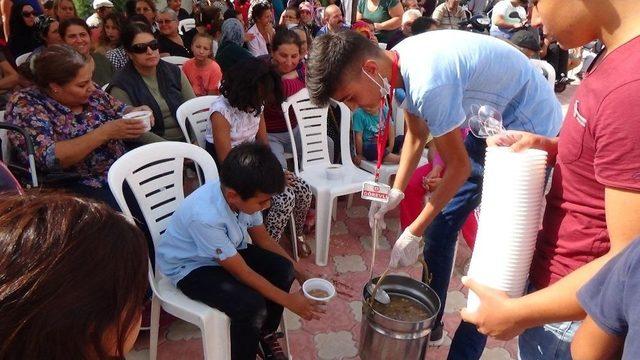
[428,323,445,346]
[258,332,287,360]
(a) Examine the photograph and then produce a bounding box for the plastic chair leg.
[201,312,231,360]
[149,295,161,360]
[281,311,292,360]
[314,192,333,266]
[289,214,299,262]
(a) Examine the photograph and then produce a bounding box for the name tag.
[361,181,391,203]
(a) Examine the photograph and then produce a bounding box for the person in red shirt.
[182,32,222,96]
[461,1,640,359]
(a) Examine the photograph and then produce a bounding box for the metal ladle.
[367,220,391,304]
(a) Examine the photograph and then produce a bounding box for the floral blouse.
[5,86,127,188]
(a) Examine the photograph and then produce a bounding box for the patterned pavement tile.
[315,331,359,360]
[360,234,391,251]
[334,254,367,274]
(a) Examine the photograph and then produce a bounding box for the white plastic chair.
[161,55,190,67]
[101,83,109,91]
[15,52,31,67]
[176,95,219,149]
[107,142,232,360]
[178,18,196,35]
[529,59,556,89]
[282,88,372,266]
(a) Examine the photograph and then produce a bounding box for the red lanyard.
[374,51,399,182]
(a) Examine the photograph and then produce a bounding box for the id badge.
[361,181,391,203]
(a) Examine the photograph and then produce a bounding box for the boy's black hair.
[220,143,285,200]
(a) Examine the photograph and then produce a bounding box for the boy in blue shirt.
[156,143,324,360]
[571,237,640,360]
[352,104,404,165]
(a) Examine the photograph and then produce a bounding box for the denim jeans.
[517,285,581,360]
[421,135,487,359]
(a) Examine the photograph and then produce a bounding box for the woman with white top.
[206,57,313,256]
[246,1,274,56]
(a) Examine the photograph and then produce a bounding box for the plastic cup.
[302,278,336,302]
[123,110,152,132]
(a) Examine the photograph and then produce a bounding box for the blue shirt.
[352,107,389,143]
[393,30,562,138]
[577,238,640,359]
[156,180,263,285]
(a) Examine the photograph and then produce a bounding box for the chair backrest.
[161,56,190,67]
[107,142,218,247]
[392,98,405,136]
[282,88,332,174]
[529,59,556,89]
[176,95,218,148]
[332,99,358,169]
[178,18,196,35]
[15,52,31,67]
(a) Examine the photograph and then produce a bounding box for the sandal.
[297,235,312,258]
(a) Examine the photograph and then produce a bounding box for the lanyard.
[374,51,399,182]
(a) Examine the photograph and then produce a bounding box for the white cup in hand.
[123,110,152,132]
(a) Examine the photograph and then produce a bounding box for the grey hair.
[158,7,178,20]
[402,9,422,24]
[32,44,90,88]
[306,30,381,106]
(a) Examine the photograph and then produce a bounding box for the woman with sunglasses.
[109,23,196,144]
[7,2,40,58]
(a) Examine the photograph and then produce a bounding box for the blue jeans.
[421,135,488,359]
[517,285,581,360]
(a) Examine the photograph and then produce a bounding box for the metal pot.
[359,274,441,360]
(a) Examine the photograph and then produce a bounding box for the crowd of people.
[1,0,639,359]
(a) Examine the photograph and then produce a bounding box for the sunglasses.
[22,10,35,17]
[156,19,175,25]
[130,39,159,53]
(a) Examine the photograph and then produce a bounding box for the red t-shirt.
[182,58,222,97]
[530,36,640,288]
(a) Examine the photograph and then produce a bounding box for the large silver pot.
[359,274,441,360]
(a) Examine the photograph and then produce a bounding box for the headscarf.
[220,18,245,46]
[35,15,55,42]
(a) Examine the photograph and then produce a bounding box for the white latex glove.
[389,228,423,268]
[368,188,404,229]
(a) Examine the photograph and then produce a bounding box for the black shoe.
[428,322,445,346]
[258,332,287,360]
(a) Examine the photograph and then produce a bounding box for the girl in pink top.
[183,32,223,96]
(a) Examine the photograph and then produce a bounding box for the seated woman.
[207,57,313,255]
[246,1,274,57]
[8,2,41,58]
[60,17,114,87]
[102,13,128,70]
[0,193,148,359]
[110,23,196,143]
[5,45,151,208]
[35,15,62,48]
[216,18,254,73]
[263,27,333,167]
[156,7,192,58]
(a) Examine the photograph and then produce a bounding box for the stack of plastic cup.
[466,146,548,312]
